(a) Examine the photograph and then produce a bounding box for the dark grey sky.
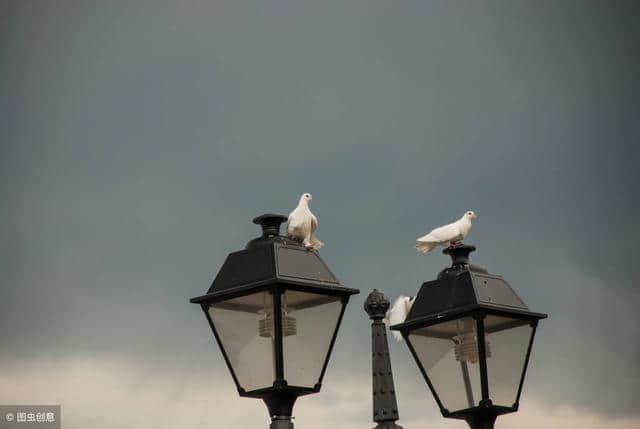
[1,1,639,427]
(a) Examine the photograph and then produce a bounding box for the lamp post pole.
[364,290,403,429]
[464,409,497,429]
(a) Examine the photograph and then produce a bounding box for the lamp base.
[464,414,496,429]
[270,416,294,429]
[374,422,403,429]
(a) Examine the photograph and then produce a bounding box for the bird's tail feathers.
[309,234,324,250]
[383,309,403,342]
[415,241,437,253]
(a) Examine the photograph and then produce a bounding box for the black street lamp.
[391,245,547,429]
[191,214,359,429]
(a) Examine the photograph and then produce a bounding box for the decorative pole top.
[438,244,489,279]
[253,213,288,237]
[443,244,476,266]
[364,289,391,320]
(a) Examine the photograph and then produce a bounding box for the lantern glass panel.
[208,291,276,392]
[483,315,534,407]
[282,290,343,388]
[408,316,483,412]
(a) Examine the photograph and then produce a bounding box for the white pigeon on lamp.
[383,295,416,342]
[287,193,324,250]
[415,211,477,253]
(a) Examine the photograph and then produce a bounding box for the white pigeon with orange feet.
[287,193,324,250]
[415,211,477,253]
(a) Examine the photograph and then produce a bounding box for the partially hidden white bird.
[415,211,477,253]
[287,193,324,250]
[383,295,416,342]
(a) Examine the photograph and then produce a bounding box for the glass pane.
[483,315,533,407]
[208,292,276,392]
[408,317,482,412]
[282,290,343,388]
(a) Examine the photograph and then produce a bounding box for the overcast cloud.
[1,1,639,428]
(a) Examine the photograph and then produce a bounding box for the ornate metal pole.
[364,289,403,429]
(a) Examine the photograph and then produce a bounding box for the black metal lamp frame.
[391,245,547,429]
[190,214,359,429]
[399,308,543,428]
[192,282,357,429]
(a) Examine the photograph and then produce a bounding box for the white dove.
[383,295,416,342]
[415,211,477,253]
[287,193,324,250]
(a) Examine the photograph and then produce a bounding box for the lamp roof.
[191,214,359,304]
[391,245,546,331]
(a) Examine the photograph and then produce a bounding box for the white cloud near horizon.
[1,357,636,429]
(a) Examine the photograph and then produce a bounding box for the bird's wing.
[287,208,308,237]
[417,222,460,243]
[288,208,305,227]
[286,209,296,233]
[287,206,299,224]
[389,296,412,341]
[307,212,323,249]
